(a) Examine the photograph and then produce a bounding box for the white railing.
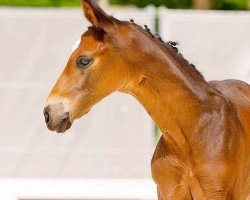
[0,179,157,200]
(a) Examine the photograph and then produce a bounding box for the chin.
[73,109,91,120]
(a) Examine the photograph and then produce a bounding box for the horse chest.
[151,138,203,199]
[151,136,193,192]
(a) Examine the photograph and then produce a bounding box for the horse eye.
[76,56,92,68]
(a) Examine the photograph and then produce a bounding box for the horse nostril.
[43,107,50,124]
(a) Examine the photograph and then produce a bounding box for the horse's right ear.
[82,0,114,30]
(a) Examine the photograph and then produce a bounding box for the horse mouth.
[46,117,72,133]
[57,118,72,133]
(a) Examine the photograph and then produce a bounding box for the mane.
[129,19,204,78]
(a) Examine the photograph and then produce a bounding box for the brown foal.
[44,0,250,199]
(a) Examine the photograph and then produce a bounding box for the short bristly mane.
[129,19,204,80]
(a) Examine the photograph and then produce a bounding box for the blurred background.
[0,0,250,199]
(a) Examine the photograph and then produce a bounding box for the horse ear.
[82,0,113,29]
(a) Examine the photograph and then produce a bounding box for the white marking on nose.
[72,38,81,52]
[45,97,70,111]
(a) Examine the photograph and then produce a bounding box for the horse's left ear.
[82,0,114,30]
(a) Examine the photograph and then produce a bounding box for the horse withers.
[44,0,250,199]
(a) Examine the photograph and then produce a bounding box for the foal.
[44,0,250,199]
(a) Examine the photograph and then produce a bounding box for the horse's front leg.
[152,136,193,200]
[157,187,185,200]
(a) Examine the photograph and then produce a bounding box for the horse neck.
[123,50,216,145]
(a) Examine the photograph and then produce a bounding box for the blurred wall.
[160,9,250,83]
